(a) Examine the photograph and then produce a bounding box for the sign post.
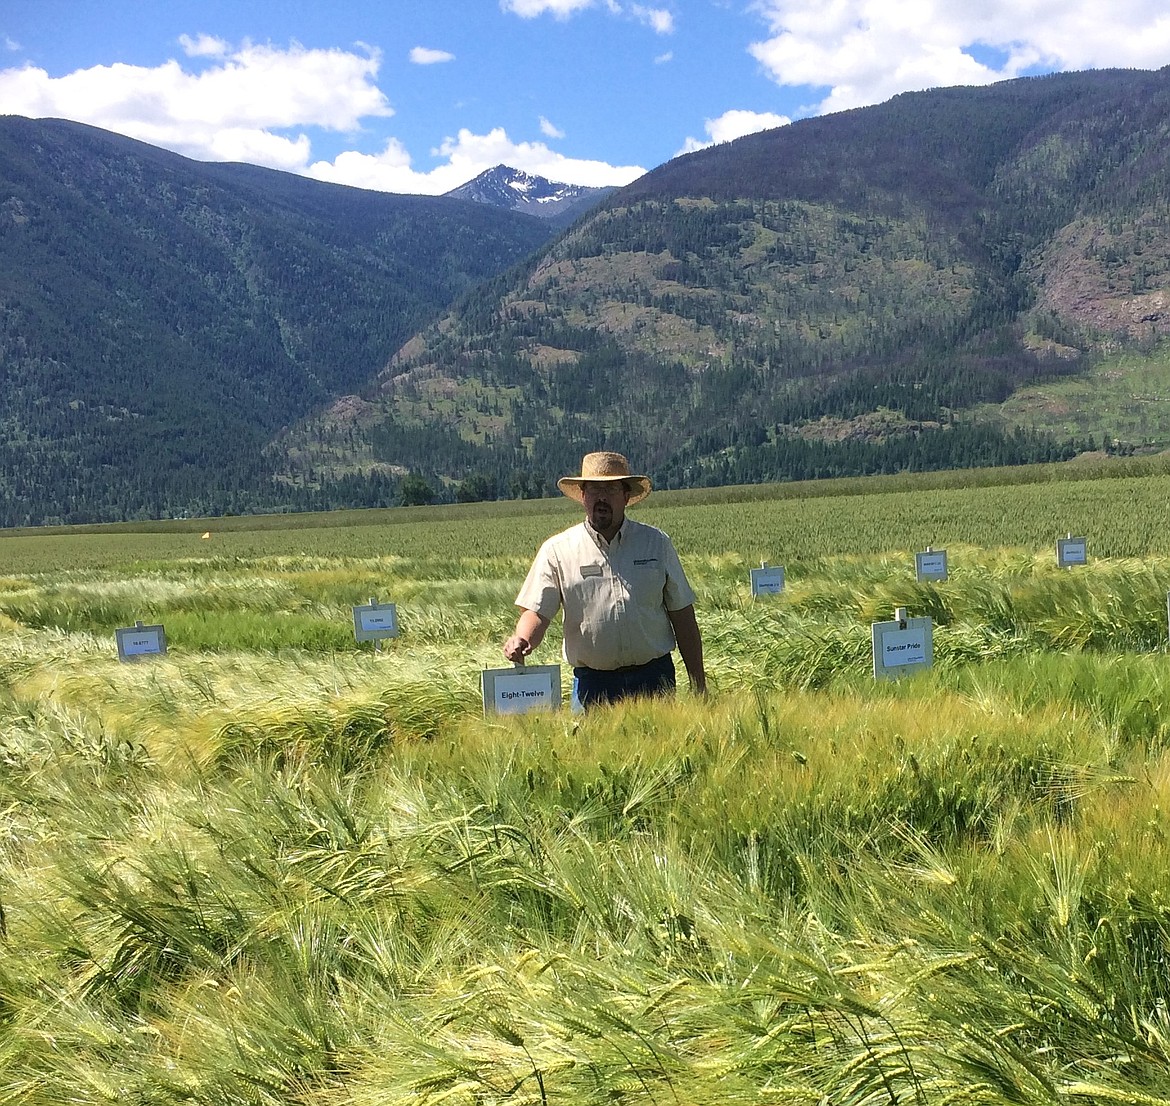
[750,560,785,598]
[871,607,933,680]
[915,547,948,582]
[352,597,399,654]
[115,620,167,662]
[481,661,562,716]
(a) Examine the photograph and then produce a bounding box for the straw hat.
[556,451,652,505]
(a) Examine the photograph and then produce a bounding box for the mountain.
[0,116,552,525]
[445,165,616,229]
[8,70,1170,525]
[284,67,1170,497]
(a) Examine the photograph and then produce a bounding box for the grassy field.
[2,461,1170,1104]
[978,342,1170,450]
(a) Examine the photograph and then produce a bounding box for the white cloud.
[0,35,643,195]
[501,0,669,29]
[5,36,21,52]
[654,51,674,64]
[178,33,230,58]
[0,41,392,169]
[308,126,644,194]
[678,108,790,154]
[500,0,601,18]
[748,0,1170,115]
[631,6,674,34]
[409,46,455,65]
[197,127,314,170]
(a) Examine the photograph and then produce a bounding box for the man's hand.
[503,609,550,664]
[503,634,532,663]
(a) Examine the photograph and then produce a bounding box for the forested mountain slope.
[0,117,551,524]
[288,67,1170,498]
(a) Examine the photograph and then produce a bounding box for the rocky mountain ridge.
[444,164,616,227]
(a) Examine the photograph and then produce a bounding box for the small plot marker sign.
[116,620,167,662]
[872,607,933,680]
[750,561,785,597]
[1057,534,1087,568]
[482,663,562,716]
[915,547,948,582]
[352,598,399,651]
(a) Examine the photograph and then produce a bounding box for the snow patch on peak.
[444,165,615,223]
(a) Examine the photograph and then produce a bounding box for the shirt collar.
[585,518,624,549]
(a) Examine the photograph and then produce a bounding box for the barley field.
[2,461,1170,1104]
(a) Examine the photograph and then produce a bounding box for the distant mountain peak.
[444,164,615,224]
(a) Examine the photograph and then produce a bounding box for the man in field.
[503,451,706,708]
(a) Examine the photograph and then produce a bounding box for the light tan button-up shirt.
[515,518,696,670]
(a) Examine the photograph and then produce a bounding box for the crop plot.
[1,462,1170,1102]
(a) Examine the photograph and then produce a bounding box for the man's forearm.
[667,604,706,693]
[503,609,550,663]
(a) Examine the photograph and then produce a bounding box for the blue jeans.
[572,653,676,710]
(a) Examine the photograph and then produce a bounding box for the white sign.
[881,626,928,667]
[915,549,948,582]
[871,616,933,680]
[481,664,562,716]
[750,565,786,596]
[352,602,399,642]
[115,623,167,662]
[1057,537,1087,567]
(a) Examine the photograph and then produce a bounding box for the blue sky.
[2,1,1169,194]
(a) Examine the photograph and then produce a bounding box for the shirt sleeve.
[660,535,696,611]
[515,538,563,619]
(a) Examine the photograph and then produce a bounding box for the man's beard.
[590,503,613,529]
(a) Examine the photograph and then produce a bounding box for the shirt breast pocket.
[630,558,665,605]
